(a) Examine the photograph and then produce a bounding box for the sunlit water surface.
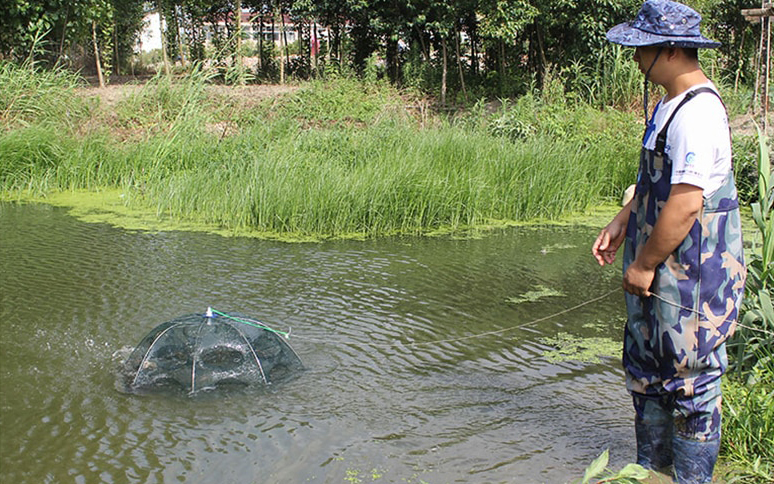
[0,202,635,483]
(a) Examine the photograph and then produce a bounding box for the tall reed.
[137,121,638,237]
[0,59,89,130]
[721,124,774,482]
[729,124,773,378]
[564,45,643,110]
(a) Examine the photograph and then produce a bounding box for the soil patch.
[77,82,300,109]
[730,112,773,138]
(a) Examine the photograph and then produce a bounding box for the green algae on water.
[539,332,620,363]
[3,189,341,242]
[2,188,635,242]
[506,285,564,304]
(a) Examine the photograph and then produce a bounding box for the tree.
[111,0,145,76]
[0,0,143,85]
[478,0,538,94]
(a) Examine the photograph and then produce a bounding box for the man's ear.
[666,47,680,60]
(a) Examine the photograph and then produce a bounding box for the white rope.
[291,288,620,348]
[290,287,774,349]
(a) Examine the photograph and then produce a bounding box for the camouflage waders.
[621,88,746,480]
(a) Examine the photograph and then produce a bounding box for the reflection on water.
[0,202,634,483]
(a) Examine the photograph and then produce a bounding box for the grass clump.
[0,60,90,130]
[0,65,641,239]
[720,125,774,483]
[140,121,636,237]
[112,66,214,139]
[720,368,774,482]
[266,77,408,126]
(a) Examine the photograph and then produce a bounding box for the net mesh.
[120,310,303,395]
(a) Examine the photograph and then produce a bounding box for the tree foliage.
[0,0,762,95]
[0,0,142,77]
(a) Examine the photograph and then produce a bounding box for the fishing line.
[290,287,621,349]
[213,286,772,350]
[283,288,773,349]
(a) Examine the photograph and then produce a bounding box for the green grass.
[720,124,774,483]
[0,60,91,130]
[720,371,774,483]
[0,69,641,238]
[116,120,637,237]
[0,55,759,240]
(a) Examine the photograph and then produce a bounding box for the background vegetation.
[722,126,774,483]
[0,0,765,103]
[0,61,646,237]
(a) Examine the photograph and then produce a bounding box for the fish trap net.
[120,308,303,395]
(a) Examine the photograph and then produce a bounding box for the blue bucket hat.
[606,0,720,49]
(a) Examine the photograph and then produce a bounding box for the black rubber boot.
[672,435,720,484]
[635,417,674,473]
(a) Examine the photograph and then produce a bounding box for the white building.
[136,12,162,53]
[135,11,321,54]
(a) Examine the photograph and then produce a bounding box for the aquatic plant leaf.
[759,290,774,326]
[582,449,609,484]
[613,463,650,480]
[755,123,771,208]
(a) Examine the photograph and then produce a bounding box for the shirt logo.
[685,152,696,165]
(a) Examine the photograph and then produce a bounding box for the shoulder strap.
[654,87,725,156]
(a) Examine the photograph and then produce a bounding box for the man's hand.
[623,259,655,297]
[592,204,631,266]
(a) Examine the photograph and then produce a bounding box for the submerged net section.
[120,309,303,395]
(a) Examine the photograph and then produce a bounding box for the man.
[591,1,746,483]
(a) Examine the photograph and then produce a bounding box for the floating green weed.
[540,243,576,254]
[506,285,564,304]
[341,465,386,483]
[539,332,619,364]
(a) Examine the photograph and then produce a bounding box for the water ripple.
[0,203,634,483]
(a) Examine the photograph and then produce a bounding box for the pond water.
[0,202,636,483]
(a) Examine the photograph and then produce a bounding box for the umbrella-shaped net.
[120,308,303,395]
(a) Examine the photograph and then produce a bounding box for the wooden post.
[742,2,773,133]
[235,0,242,79]
[92,20,105,88]
[441,35,448,106]
[159,9,171,76]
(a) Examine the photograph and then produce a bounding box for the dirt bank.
[78,82,300,108]
[77,81,770,138]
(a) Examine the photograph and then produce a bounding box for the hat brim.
[606,22,721,48]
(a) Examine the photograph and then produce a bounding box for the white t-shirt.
[642,82,732,198]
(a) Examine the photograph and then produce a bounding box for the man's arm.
[623,183,703,296]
